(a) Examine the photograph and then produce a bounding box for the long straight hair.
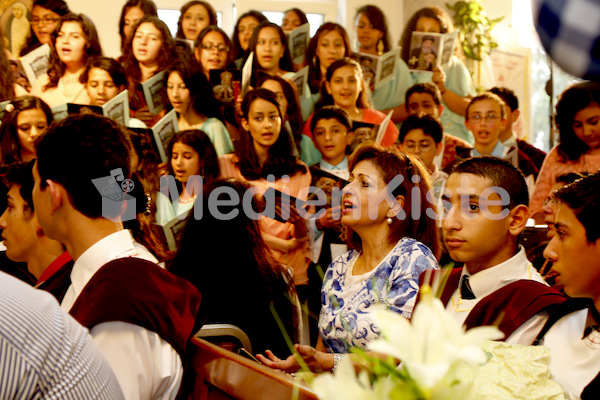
[306,23,352,94]
[317,57,372,109]
[247,21,294,81]
[555,81,600,161]
[236,88,306,180]
[231,10,267,61]
[118,0,158,54]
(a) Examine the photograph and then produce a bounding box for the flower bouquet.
[310,286,571,400]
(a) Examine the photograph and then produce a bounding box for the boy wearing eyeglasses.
[445,92,538,192]
[399,114,447,198]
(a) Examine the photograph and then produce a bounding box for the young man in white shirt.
[422,156,566,344]
[32,113,202,400]
[541,171,600,399]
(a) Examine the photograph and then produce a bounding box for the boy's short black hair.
[310,106,352,133]
[553,171,600,243]
[451,156,529,209]
[399,114,443,144]
[405,82,442,107]
[490,86,518,112]
[36,113,133,219]
[0,161,35,214]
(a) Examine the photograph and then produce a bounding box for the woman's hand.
[432,66,446,94]
[263,233,308,252]
[288,204,309,238]
[256,344,335,373]
[157,162,169,177]
[316,206,342,230]
[133,106,156,125]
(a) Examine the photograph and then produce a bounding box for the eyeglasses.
[31,16,59,25]
[468,113,500,123]
[200,43,229,53]
[403,141,434,152]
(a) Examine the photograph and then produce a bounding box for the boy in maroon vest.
[421,156,565,343]
[539,171,600,399]
[32,113,202,399]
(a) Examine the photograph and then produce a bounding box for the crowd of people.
[1,0,600,399]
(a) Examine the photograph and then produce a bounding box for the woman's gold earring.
[377,39,384,56]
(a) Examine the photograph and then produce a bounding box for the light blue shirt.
[319,157,349,172]
[473,140,505,158]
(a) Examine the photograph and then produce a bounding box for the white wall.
[69,0,406,58]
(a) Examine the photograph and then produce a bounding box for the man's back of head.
[35,113,132,219]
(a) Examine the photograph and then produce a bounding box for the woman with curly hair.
[122,16,175,127]
[30,13,102,108]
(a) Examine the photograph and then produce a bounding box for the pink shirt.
[530,146,600,216]
[218,154,312,286]
[303,108,400,147]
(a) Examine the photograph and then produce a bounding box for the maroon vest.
[69,257,203,359]
[418,268,568,339]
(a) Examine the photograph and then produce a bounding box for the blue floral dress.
[319,237,438,353]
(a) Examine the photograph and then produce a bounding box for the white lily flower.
[367,286,504,394]
[311,356,393,400]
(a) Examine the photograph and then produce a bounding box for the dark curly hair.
[44,13,102,91]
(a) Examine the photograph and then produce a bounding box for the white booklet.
[102,90,130,127]
[408,31,457,72]
[288,23,309,65]
[151,109,178,163]
[20,43,51,86]
[51,103,68,121]
[49,91,131,126]
[355,47,401,90]
[289,65,308,98]
[241,52,253,98]
[142,70,166,115]
[162,209,192,251]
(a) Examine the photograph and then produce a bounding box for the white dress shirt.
[61,230,182,400]
[446,246,549,345]
[541,309,600,398]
